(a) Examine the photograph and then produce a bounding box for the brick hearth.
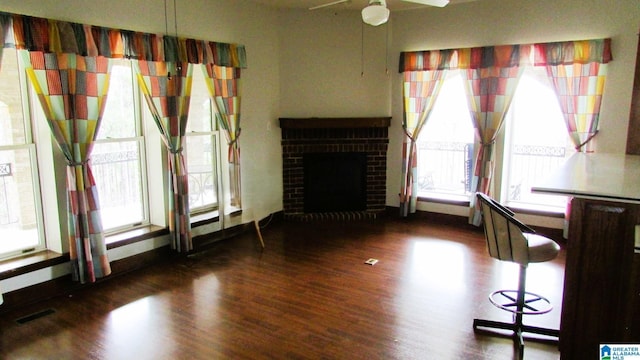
[280,117,390,221]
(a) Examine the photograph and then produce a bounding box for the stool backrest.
[476,192,535,265]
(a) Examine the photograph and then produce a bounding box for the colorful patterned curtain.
[1,11,247,255]
[21,50,112,283]
[399,39,611,225]
[399,50,453,217]
[535,39,612,236]
[135,60,193,252]
[202,64,243,209]
[0,13,10,66]
[535,39,612,152]
[462,46,526,225]
[5,12,246,68]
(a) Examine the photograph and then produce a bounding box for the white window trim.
[185,131,221,215]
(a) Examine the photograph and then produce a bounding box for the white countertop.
[531,153,640,203]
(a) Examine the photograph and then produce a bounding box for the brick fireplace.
[280,117,390,221]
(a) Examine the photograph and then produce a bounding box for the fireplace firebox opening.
[304,152,367,213]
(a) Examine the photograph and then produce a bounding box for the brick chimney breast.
[280,117,390,221]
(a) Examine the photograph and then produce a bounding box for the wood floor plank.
[0,217,563,359]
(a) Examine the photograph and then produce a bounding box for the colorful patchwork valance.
[0,11,246,68]
[399,38,611,72]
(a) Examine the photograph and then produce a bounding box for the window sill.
[0,210,223,282]
[228,208,243,217]
[418,194,470,206]
[0,250,68,281]
[418,195,564,219]
[106,225,169,249]
[0,226,170,281]
[506,203,565,218]
[191,210,220,227]
[106,209,222,248]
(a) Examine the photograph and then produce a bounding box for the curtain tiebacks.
[169,147,183,154]
[574,130,599,152]
[66,159,90,167]
[401,126,416,142]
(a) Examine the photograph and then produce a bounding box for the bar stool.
[473,192,560,359]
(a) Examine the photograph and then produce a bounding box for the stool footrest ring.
[489,289,553,315]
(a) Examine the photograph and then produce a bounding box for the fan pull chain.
[174,0,182,75]
[361,21,365,77]
[385,22,389,75]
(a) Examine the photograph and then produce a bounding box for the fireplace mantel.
[279,117,391,129]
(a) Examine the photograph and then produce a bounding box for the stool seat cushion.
[524,233,561,263]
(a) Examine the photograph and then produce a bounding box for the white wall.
[278,8,393,117]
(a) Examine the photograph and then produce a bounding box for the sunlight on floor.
[407,239,468,293]
[106,296,175,358]
[393,239,477,358]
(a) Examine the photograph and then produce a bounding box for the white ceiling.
[246,0,477,12]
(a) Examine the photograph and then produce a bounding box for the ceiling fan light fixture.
[361,1,390,26]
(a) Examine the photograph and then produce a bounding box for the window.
[94,60,149,232]
[0,52,223,259]
[416,70,475,201]
[502,67,572,211]
[185,66,219,214]
[0,48,45,259]
[416,67,570,212]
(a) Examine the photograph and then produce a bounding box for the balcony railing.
[92,150,141,208]
[416,141,472,196]
[188,168,218,208]
[91,150,218,222]
[416,141,569,208]
[507,144,568,207]
[0,162,16,225]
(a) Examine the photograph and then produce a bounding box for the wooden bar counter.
[532,153,640,359]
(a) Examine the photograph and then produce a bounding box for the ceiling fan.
[309,0,450,26]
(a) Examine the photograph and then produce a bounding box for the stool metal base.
[473,318,559,360]
[473,318,560,338]
[474,289,559,359]
[489,289,553,315]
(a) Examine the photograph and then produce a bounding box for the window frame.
[0,53,228,260]
[416,69,475,203]
[185,131,221,215]
[0,48,48,259]
[185,66,221,216]
[497,67,572,214]
[93,59,151,235]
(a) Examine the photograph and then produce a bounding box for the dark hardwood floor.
[0,216,564,359]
